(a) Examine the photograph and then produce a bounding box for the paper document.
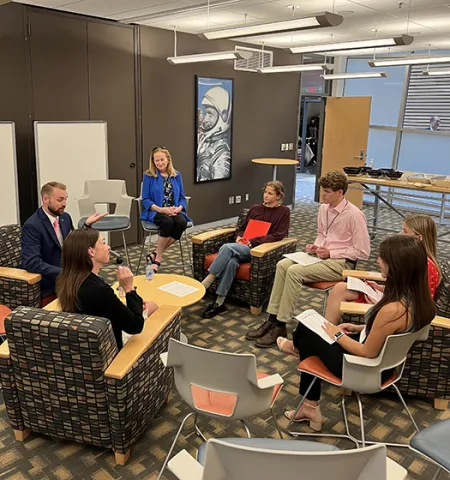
[347,277,383,303]
[284,252,323,266]
[295,309,335,345]
[158,281,200,297]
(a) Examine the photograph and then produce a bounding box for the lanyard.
[325,200,348,237]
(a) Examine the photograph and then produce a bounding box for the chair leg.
[194,413,208,442]
[157,412,195,480]
[14,429,31,441]
[250,306,263,316]
[240,419,252,438]
[179,239,188,275]
[322,290,329,316]
[136,232,149,276]
[114,449,131,465]
[392,383,420,433]
[184,229,193,275]
[355,393,366,448]
[341,396,361,448]
[121,231,131,268]
[270,407,283,439]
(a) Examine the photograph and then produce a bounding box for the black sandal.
[146,251,157,263]
[152,260,161,273]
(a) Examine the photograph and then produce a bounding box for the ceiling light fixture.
[167,50,252,65]
[199,11,343,40]
[322,72,387,80]
[289,34,413,54]
[258,64,333,74]
[369,55,450,67]
[423,69,450,76]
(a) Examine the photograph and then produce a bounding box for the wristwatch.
[334,331,344,342]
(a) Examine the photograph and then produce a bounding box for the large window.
[344,59,406,127]
[397,131,450,175]
[367,128,396,169]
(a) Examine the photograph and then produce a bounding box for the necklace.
[325,199,348,237]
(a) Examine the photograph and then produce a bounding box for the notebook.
[294,309,335,344]
[239,219,271,242]
[283,251,323,266]
[347,277,383,303]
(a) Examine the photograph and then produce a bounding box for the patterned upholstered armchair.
[0,225,41,309]
[0,305,181,464]
[192,209,298,315]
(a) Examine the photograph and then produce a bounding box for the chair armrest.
[104,306,181,380]
[386,457,407,480]
[0,340,10,359]
[168,450,204,480]
[344,353,383,367]
[160,351,168,367]
[250,238,298,258]
[342,270,384,282]
[192,228,236,244]
[432,315,450,328]
[340,302,371,316]
[0,267,41,285]
[257,373,284,389]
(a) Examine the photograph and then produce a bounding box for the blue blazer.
[21,207,73,298]
[140,171,192,223]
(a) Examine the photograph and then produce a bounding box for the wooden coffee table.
[44,273,205,311]
[111,274,205,308]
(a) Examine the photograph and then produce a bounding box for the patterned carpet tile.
[1,201,450,479]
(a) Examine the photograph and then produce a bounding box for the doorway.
[296,96,325,203]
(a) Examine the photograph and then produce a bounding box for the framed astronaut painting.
[195,76,234,183]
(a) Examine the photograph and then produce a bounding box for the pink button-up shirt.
[314,198,370,260]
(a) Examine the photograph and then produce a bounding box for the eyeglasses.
[151,145,167,152]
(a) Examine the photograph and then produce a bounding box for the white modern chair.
[134,183,193,275]
[167,438,407,480]
[77,179,134,266]
[288,325,430,448]
[157,338,284,480]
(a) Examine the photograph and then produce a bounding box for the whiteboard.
[0,122,20,225]
[34,121,109,232]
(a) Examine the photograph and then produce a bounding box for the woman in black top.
[56,228,158,349]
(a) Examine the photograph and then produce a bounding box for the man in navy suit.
[21,181,104,305]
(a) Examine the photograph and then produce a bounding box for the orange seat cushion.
[308,281,340,290]
[204,253,251,281]
[298,356,397,390]
[0,305,12,335]
[191,371,282,417]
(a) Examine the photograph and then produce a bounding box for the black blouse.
[76,272,144,349]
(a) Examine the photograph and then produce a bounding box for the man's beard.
[48,205,64,216]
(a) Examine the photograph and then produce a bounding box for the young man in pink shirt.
[246,170,371,348]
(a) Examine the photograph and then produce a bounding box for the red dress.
[355,256,439,303]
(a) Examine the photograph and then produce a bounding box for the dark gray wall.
[0,2,301,238]
[140,27,301,225]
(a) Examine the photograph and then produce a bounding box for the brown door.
[320,97,371,207]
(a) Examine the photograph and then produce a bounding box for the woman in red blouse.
[277,214,440,356]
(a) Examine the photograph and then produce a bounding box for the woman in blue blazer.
[141,147,192,271]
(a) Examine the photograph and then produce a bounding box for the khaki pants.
[267,258,353,323]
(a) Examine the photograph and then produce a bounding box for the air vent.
[234,46,273,72]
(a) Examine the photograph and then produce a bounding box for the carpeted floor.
[1,201,450,480]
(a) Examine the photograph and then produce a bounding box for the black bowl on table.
[386,170,403,179]
[343,166,362,175]
[367,169,383,177]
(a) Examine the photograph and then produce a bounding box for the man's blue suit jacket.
[21,207,73,298]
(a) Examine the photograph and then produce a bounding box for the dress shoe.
[202,302,226,319]
[245,320,274,340]
[255,323,287,348]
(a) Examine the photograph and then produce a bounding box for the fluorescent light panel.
[200,12,343,40]
[290,34,413,54]
[423,69,450,76]
[322,72,387,80]
[167,51,248,65]
[258,64,333,74]
[369,55,450,67]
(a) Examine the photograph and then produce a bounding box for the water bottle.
[369,159,374,169]
[145,259,154,281]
